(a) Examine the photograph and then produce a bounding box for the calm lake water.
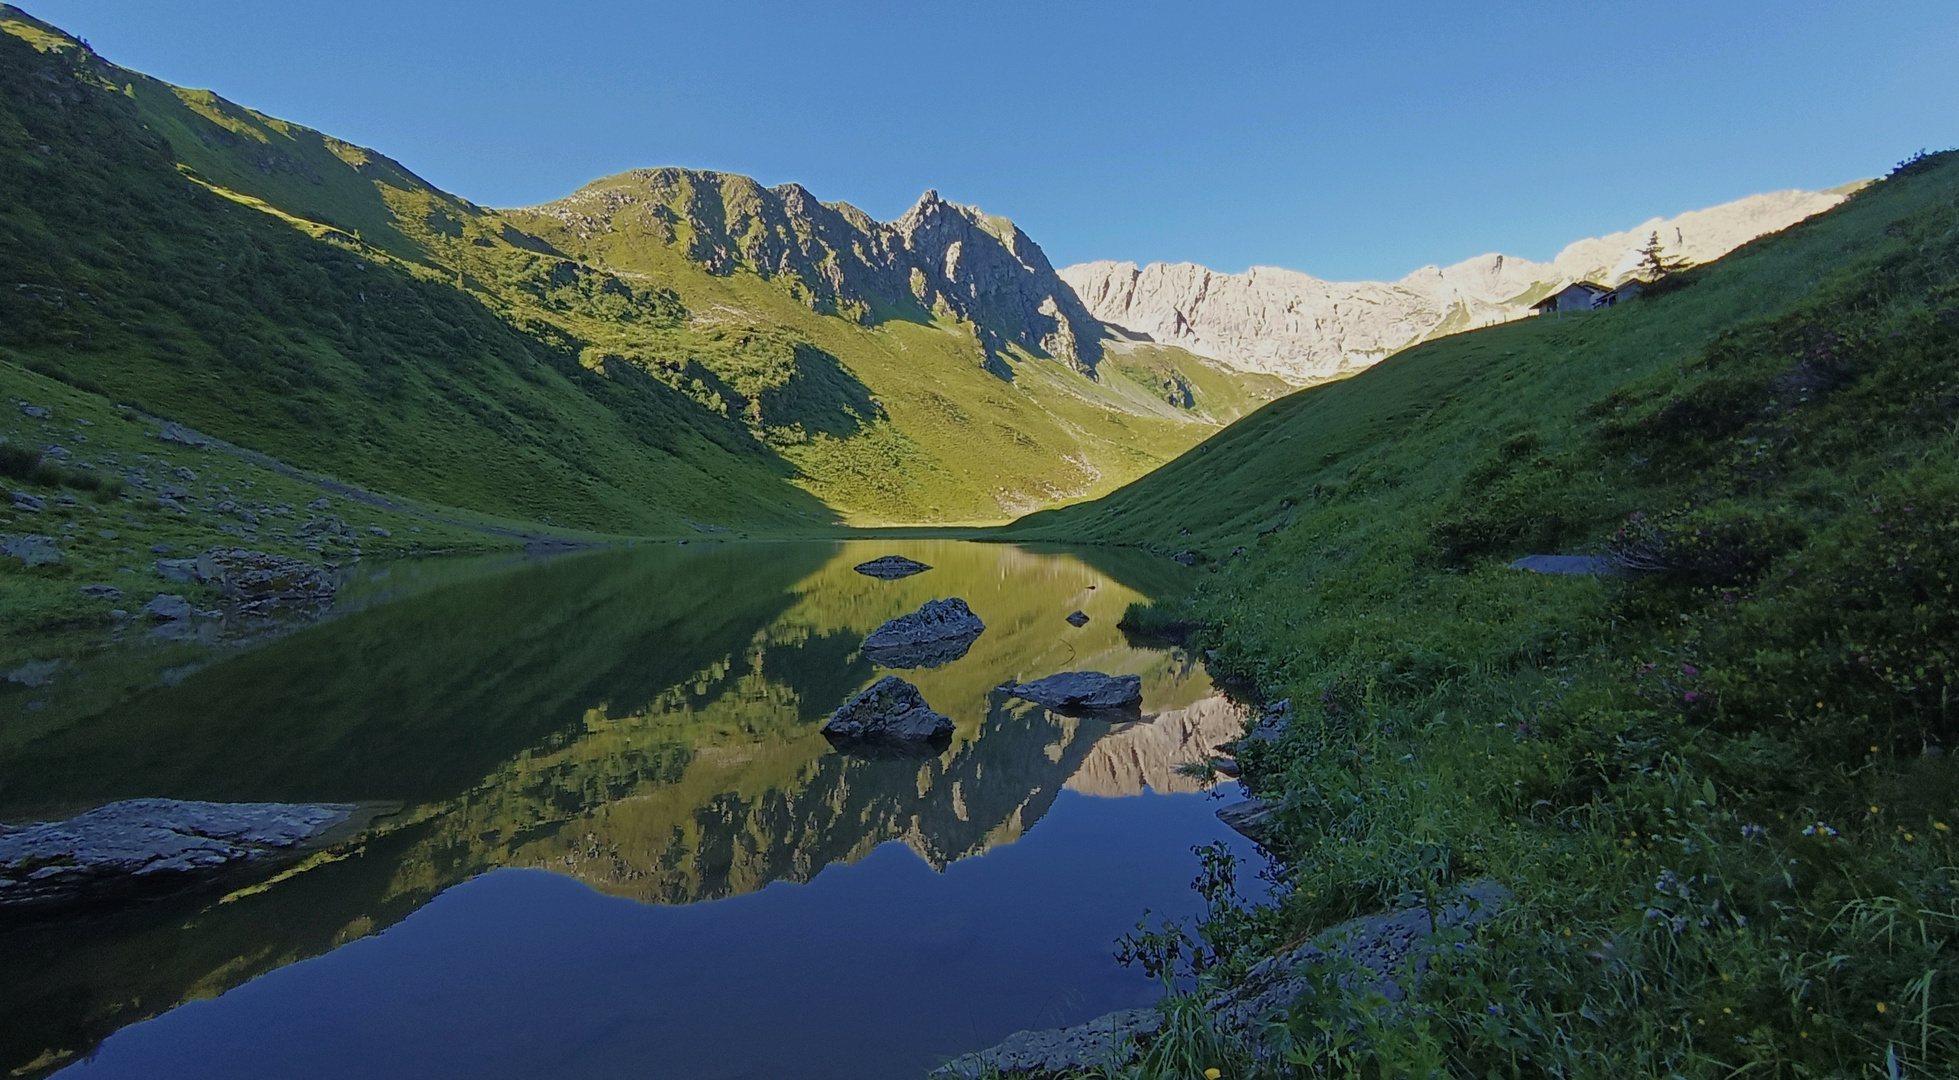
[0,540,1264,1080]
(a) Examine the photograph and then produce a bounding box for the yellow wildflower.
[1877,1001,1888,1013]
[1205,1070,1222,1080]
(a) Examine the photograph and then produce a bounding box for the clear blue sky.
[23,1,1959,280]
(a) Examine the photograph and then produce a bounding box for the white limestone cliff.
[1062,187,1853,384]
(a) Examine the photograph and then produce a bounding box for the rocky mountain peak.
[517,171,1103,378]
[1062,187,1852,384]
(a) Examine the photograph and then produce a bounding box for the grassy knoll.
[1007,152,1959,1076]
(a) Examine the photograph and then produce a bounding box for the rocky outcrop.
[820,676,954,743]
[153,548,336,616]
[0,533,60,566]
[514,170,1106,375]
[933,881,1510,1078]
[0,799,355,907]
[1061,188,1850,384]
[853,555,933,580]
[861,598,985,668]
[1000,671,1142,714]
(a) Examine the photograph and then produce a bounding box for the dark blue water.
[65,789,1259,1080]
[4,540,1259,1080]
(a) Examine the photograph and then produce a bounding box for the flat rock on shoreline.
[0,798,357,908]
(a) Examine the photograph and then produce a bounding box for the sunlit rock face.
[1061,187,1851,384]
[1064,695,1247,797]
[518,171,1103,373]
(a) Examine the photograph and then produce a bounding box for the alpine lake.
[0,539,1267,1080]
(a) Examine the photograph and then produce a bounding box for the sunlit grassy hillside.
[1005,153,1959,1076]
[0,6,1277,533]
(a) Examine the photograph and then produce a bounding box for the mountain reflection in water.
[0,540,1255,1080]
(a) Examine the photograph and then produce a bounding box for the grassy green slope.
[503,176,1281,524]
[1,8,1276,531]
[1006,154,1959,1076]
[0,9,829,536]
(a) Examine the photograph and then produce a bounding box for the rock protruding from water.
[0,798,356,907]
[854,555,933,580]
[1217,797,1283,844]
[933,881,1510,1078]
[861,598,985,669]
[999,671,1142,714]
[821,676,954,744]
[1065,610,1089,627]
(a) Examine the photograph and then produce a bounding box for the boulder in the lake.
[822,676,954,744]
[861,598,984,668]
[1065,610,1089,627]
[999,671,1142,714]
[854,555,932,580]
[0,798,356,907]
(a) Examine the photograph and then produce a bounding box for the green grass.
[0,7,1274,539]
[1010,151,1959,1076]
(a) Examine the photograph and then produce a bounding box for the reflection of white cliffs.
[1066,695,1248,797]
[1062,187,1853,385]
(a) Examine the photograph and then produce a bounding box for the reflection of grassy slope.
[0,544,830,815]
[0,13,823,537]
[0,540,1212,1077]
[1009,159,1959,1073]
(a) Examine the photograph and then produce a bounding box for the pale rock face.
[1064,694,1247,797]
[1061,188,1850,384]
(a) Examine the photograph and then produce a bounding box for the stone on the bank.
[822,676,953,742]
[854,555,932,579]
[862,598,985,669]
[1,534,60,566]
[79,584,123,600]
[999,671,1142,713]
[143,594,192,621]
[932,1009,1161,1079]
[10,492,46,513]
[1217,796,1282,843]
[0,798,355,907]
[155,420,212,448]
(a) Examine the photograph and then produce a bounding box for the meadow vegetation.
[1011,151,1959,1077]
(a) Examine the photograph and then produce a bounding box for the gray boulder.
[0,798,355,907]
[18,403,50,419]
[862,598,985,669]
[1217,796,1283,844]
[999,671,1142,713]
[0,534,60,566]
[822,676,953,742]
[154,558,201,583]
[854,555,932,579]
[4,659,60,688]
[143,594,193,621]
[78,584,123,600]
[10,492,46,513]
[1065,610,1089,627]
[155,420,213,447]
